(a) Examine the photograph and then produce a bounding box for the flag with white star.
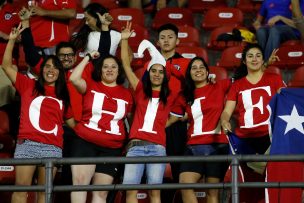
[269,88,304,154]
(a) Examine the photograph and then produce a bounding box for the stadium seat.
[272,44,304,69]
[172,188,207,203]
[114,190,150,203]
[90,0,120,9]
[128,24,150,48]
[237,0,255,12]
[188,0,227,12]
[0,153,15,184]
[177,25,200,47]
[0,134,15,153]
[176,46,209,63]
[207,25,247,50]
[152,8,194,30]
[281,40,301,47]
[209,66,229,81]
[109,8,145,30]
[69,12,85,36]
[288,66,304,87]
[0,110,9,135]
[264,65,281,76]
[216,46,244,70]
[201,7,244,31]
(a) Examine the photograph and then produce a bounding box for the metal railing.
[0,155,304,203]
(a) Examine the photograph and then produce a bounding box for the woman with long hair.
[69,47,133,202]
[71,2,121,56]
[220,43,285,155]
[168,57,230,203]
[120,22,183,203]
[2,24,74,203]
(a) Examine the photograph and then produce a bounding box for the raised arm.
[30,5,76,19]
[121,22,139,90]
[69,51,100,94]
[96,12,112,56]
[19,7,42,69]
[1,24,25,84]
[220,100,237,133]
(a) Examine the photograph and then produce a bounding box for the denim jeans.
[122,144,166,184]
[256,25,299,60]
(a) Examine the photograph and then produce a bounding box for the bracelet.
[86,53,92,61]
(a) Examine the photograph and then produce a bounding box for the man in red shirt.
[29,0,76,54]
[0,0,19,63]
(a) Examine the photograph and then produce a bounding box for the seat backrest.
[128,24,150,48]
[188,0,227,12]
[273,45,304,69]
[264,65,281,76]
[288,66,304,87]
[202,7,244,30]
[209,66,229,81]
[207,25,247,50]
[0,111,9,135]
[217,46,244,70]
[0,153,15,184]
[109,8,145,30]
[177,25,200,47]
[172,189,207,203]
[152,7,194,29]
[176,46,209,63]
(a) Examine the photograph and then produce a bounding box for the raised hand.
[9,23,26,40]
[89,50,100,60]
[121,21,134,40]
[19,7,32,21]
[97,12,113,26]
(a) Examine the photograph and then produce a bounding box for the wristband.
[86,53,92,61]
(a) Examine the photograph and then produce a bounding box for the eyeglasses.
[58,53,75,59]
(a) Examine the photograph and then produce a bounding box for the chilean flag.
[266,88,304,203]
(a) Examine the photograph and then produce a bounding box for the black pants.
[165,120,188,183]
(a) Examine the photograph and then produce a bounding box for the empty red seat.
[172,188,207,203]
[128,25,150,48]
[272,44,304,69]
[209,66,229,81]
[177,25,200,47]
[114,190,150,203]
[217,46,244,70]
[0,153,15,184]
[288,66,304,87]
[264,65,281,76]
[202,7,244,31]
[176,46,209,63]
[152,7,194,30]
[109,8,145,30]
[188,0,227,12]
[0,134,15,153]
[0,111,9,135]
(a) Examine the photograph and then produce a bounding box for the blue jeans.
[256,25,299,60]
[123,144,166,184]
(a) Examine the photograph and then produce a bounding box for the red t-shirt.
[0,3,19,63]
[32,59,87,122]
[129,82,181,146]
[30,0,76,48]
[173,80,230,145]
[74,76,133,148]
[14,73,72,148]
[227,72,285,138]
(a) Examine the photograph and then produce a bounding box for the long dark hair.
[142,65,170,105]
[184,57,209,105]
[71,3,108,51]
[92,55,125,85]
[233,43,264,80]
[33,55,70,108]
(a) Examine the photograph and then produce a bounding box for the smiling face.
[101,58,119,86]
[149,64,165,90]
[244,47,264,72]
[42,59,59,86]
[57,47,76,69]
[190,59,209,87]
